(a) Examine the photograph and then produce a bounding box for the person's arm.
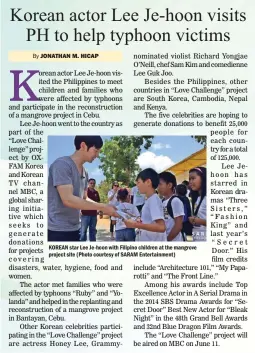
[189,216,206,226]
[85,191,100,204]
[57,184,117,216]
[189,196,206,227]
[167,216,183,241]
[125,195,165,232]
[83,189,88,200]
[124,218,165,233]
[51,160,117,216]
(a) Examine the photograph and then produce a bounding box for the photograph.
[47,135,207,242]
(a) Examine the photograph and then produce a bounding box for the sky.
[48,136,204,183]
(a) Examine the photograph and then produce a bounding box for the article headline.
[11,8,246,45]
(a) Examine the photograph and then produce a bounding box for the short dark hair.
[158,172,177,188]
[117,188,129,201]
[74,136,103,150]
[136,168,159,189]
[176,184,187,197]
[182,180,189,186]
[88,178,96,183]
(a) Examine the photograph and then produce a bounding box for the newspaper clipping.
[1,0,254,352]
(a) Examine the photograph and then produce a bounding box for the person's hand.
[189,216,196,225]
[103,204,118,217]
[124,219,137,228]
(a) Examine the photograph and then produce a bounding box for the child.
[175,183,193,240]
[111,188,140,241]
[188,167,207,241]
[176,183,192,208]
[182,180,190,197]
[176,183,187,198]
[124,168,166,241]
[158,172,185,241]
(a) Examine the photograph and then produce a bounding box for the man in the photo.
[80,178,101,242]
[48,136,117,242]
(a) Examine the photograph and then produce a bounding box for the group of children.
[111,167,207,242]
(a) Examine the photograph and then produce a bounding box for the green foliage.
[97,180,111,204]
[111,136,154,152]
[97,180,128,203]
[99,136,154,186]
[192,136,207,146]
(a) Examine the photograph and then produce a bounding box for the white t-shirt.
[138,194,166,242]
[131,186,146,206]
[193,196,207,241]
[162,197,185,242]
[107,189,118,206]
[111,203,140,231]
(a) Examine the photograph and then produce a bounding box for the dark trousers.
[48,229,80,242]
[116,228,136,242]
[110,219,115,233]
